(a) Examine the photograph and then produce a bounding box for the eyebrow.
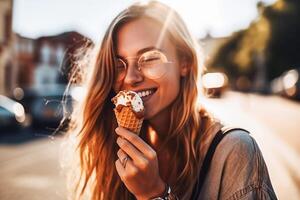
[117,46,164,59]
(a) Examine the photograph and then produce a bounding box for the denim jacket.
[196,122,278,200]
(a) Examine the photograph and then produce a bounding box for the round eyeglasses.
[115,49,173,82]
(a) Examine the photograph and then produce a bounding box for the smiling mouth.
[136,88,157,101]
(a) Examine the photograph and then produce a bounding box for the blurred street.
[0,91,299,200]
[0,129,66,200]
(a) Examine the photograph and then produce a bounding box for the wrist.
[136,179,166,200]
[150,184,179,200]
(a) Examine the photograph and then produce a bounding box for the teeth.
[137,89,154,98]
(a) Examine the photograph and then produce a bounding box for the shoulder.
[211,129,277,199]
[215,129,262,174]
[219,129,256,156]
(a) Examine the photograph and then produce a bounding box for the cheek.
[113,81,122,93]
[158,73,181,103]
[166,78,180,100]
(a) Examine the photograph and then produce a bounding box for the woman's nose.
[123,62,144,86]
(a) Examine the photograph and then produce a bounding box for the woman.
[64,1,277,200]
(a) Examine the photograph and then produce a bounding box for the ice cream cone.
[112,90,145,135]
[114,106,143,134]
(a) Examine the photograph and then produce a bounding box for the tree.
[210,0,300,89]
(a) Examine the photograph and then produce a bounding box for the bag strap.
[190,127,249,200]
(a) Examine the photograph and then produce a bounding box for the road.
[0,129,66,200]
[0,91,299,200]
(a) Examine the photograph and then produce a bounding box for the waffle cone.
[114,106,143,134]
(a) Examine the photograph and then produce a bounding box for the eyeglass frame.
[114,48,173,81]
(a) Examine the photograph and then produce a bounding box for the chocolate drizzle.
[135,109,145,119]
[111,90,145,119]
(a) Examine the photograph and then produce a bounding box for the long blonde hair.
[64,1,214,200]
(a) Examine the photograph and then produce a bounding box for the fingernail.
[116,137,122,145]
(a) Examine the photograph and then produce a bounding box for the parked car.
[271,68,300,100]
[0,95,27,130]
[201,72,228,98]
[29,84,73,129]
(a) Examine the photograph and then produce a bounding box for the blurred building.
[34,41,59,92]
[15,34,36,89]
[34,31,91,86]
[200,33,229,68]
[0,0,17,96]
[0,0,91,96]
[15,31,92,94]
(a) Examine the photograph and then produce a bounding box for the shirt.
[196,122,278,200]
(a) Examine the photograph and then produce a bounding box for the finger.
[123,158,138,175]
[115,158,138,181]
[115,127,156,159]
[117,148,127,160]
[115,159,126,179]
[117,149,128,165]
[117,137,147,165]
[117,148,149,171]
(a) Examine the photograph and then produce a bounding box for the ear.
[180,61,189,77]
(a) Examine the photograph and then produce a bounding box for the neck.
[145,107,171,149]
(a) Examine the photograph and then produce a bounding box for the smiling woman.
[63,1,277,200]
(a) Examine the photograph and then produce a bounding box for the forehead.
[116,17,172,57]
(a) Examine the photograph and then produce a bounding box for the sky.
[13,0,277,42]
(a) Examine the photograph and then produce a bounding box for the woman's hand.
[115,127,165,200]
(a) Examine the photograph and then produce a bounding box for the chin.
[143,112,152,120]
[143,110,156,121]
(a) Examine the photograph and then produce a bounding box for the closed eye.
[143,57,160,62]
